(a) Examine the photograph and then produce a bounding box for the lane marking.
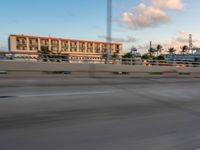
[16,91,114,98]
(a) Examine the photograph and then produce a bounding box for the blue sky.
[0,0,200,53]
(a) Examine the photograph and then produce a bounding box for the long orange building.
[9,34,123,62]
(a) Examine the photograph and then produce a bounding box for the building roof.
[10,34,123,45]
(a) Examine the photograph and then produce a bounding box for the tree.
[111,52,118,59]
[123,52,133,59]
[181,45,189,55]
[168,47,176,55]
[38,46,51,55]
[156,55,165,60]
[0,51,6,57]
[142,53,151,60]
[156,44,163,56]
[38,46,52,62]
[149,47,156,57]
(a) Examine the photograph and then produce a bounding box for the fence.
[1,60,200,78]
[2,54,200,68]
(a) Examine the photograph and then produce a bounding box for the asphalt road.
[1,78,200,150]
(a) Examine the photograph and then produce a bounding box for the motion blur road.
[1,78,200,150]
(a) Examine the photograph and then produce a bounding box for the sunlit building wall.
[9,34,123,62]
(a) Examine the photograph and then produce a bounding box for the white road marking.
[17,91,114,98]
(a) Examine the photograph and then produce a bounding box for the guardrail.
[3,54,200,68]
[1,61,200,78]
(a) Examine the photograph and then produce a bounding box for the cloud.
[135,31,200,54]
[98,35,137,43]
[151,0,184,10]
[175,31,189,43]
[122,3,170,29]
[146,31,200,53]
[163,31,189,50]
[121,0,184,29]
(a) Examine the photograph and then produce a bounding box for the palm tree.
[149,47,156,57]
[181,45,189,55]
[156,44,163,56]
[168,47,176,55]
[38,46,52,62]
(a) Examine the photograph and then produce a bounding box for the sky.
[0,0,200,53]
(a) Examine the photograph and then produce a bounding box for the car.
[0,56,8,60]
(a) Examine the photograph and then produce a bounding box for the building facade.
[165,49,200,62]
[9,34,123,62]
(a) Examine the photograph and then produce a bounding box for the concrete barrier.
[0,61,200,78]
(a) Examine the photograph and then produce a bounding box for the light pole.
[106,0,112,64]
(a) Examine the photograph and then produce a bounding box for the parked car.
[0,56,8,61]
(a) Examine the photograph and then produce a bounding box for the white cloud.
[122,3,170,29]
[175,31,189,43]
[150,31,200,53]
[151,0,184,10]
[121,0,184,29]
[135,31,200,54]
[164,32,188,50]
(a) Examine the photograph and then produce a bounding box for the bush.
[0,51,6,57]
[142,53,156,60]
[155,55,165,60]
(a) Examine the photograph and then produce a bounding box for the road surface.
[1,78,200,150]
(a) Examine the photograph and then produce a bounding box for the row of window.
[16,38,121,49]
[16,46,109,54]
[17,46,118,53]
[14,56,113,61]
[70,56,104,60]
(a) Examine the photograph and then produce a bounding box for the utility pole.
[106,0,112,64]
[189,34,193,53]
[149,41,152,57]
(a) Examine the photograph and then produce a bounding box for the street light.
[106,0,112,64]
